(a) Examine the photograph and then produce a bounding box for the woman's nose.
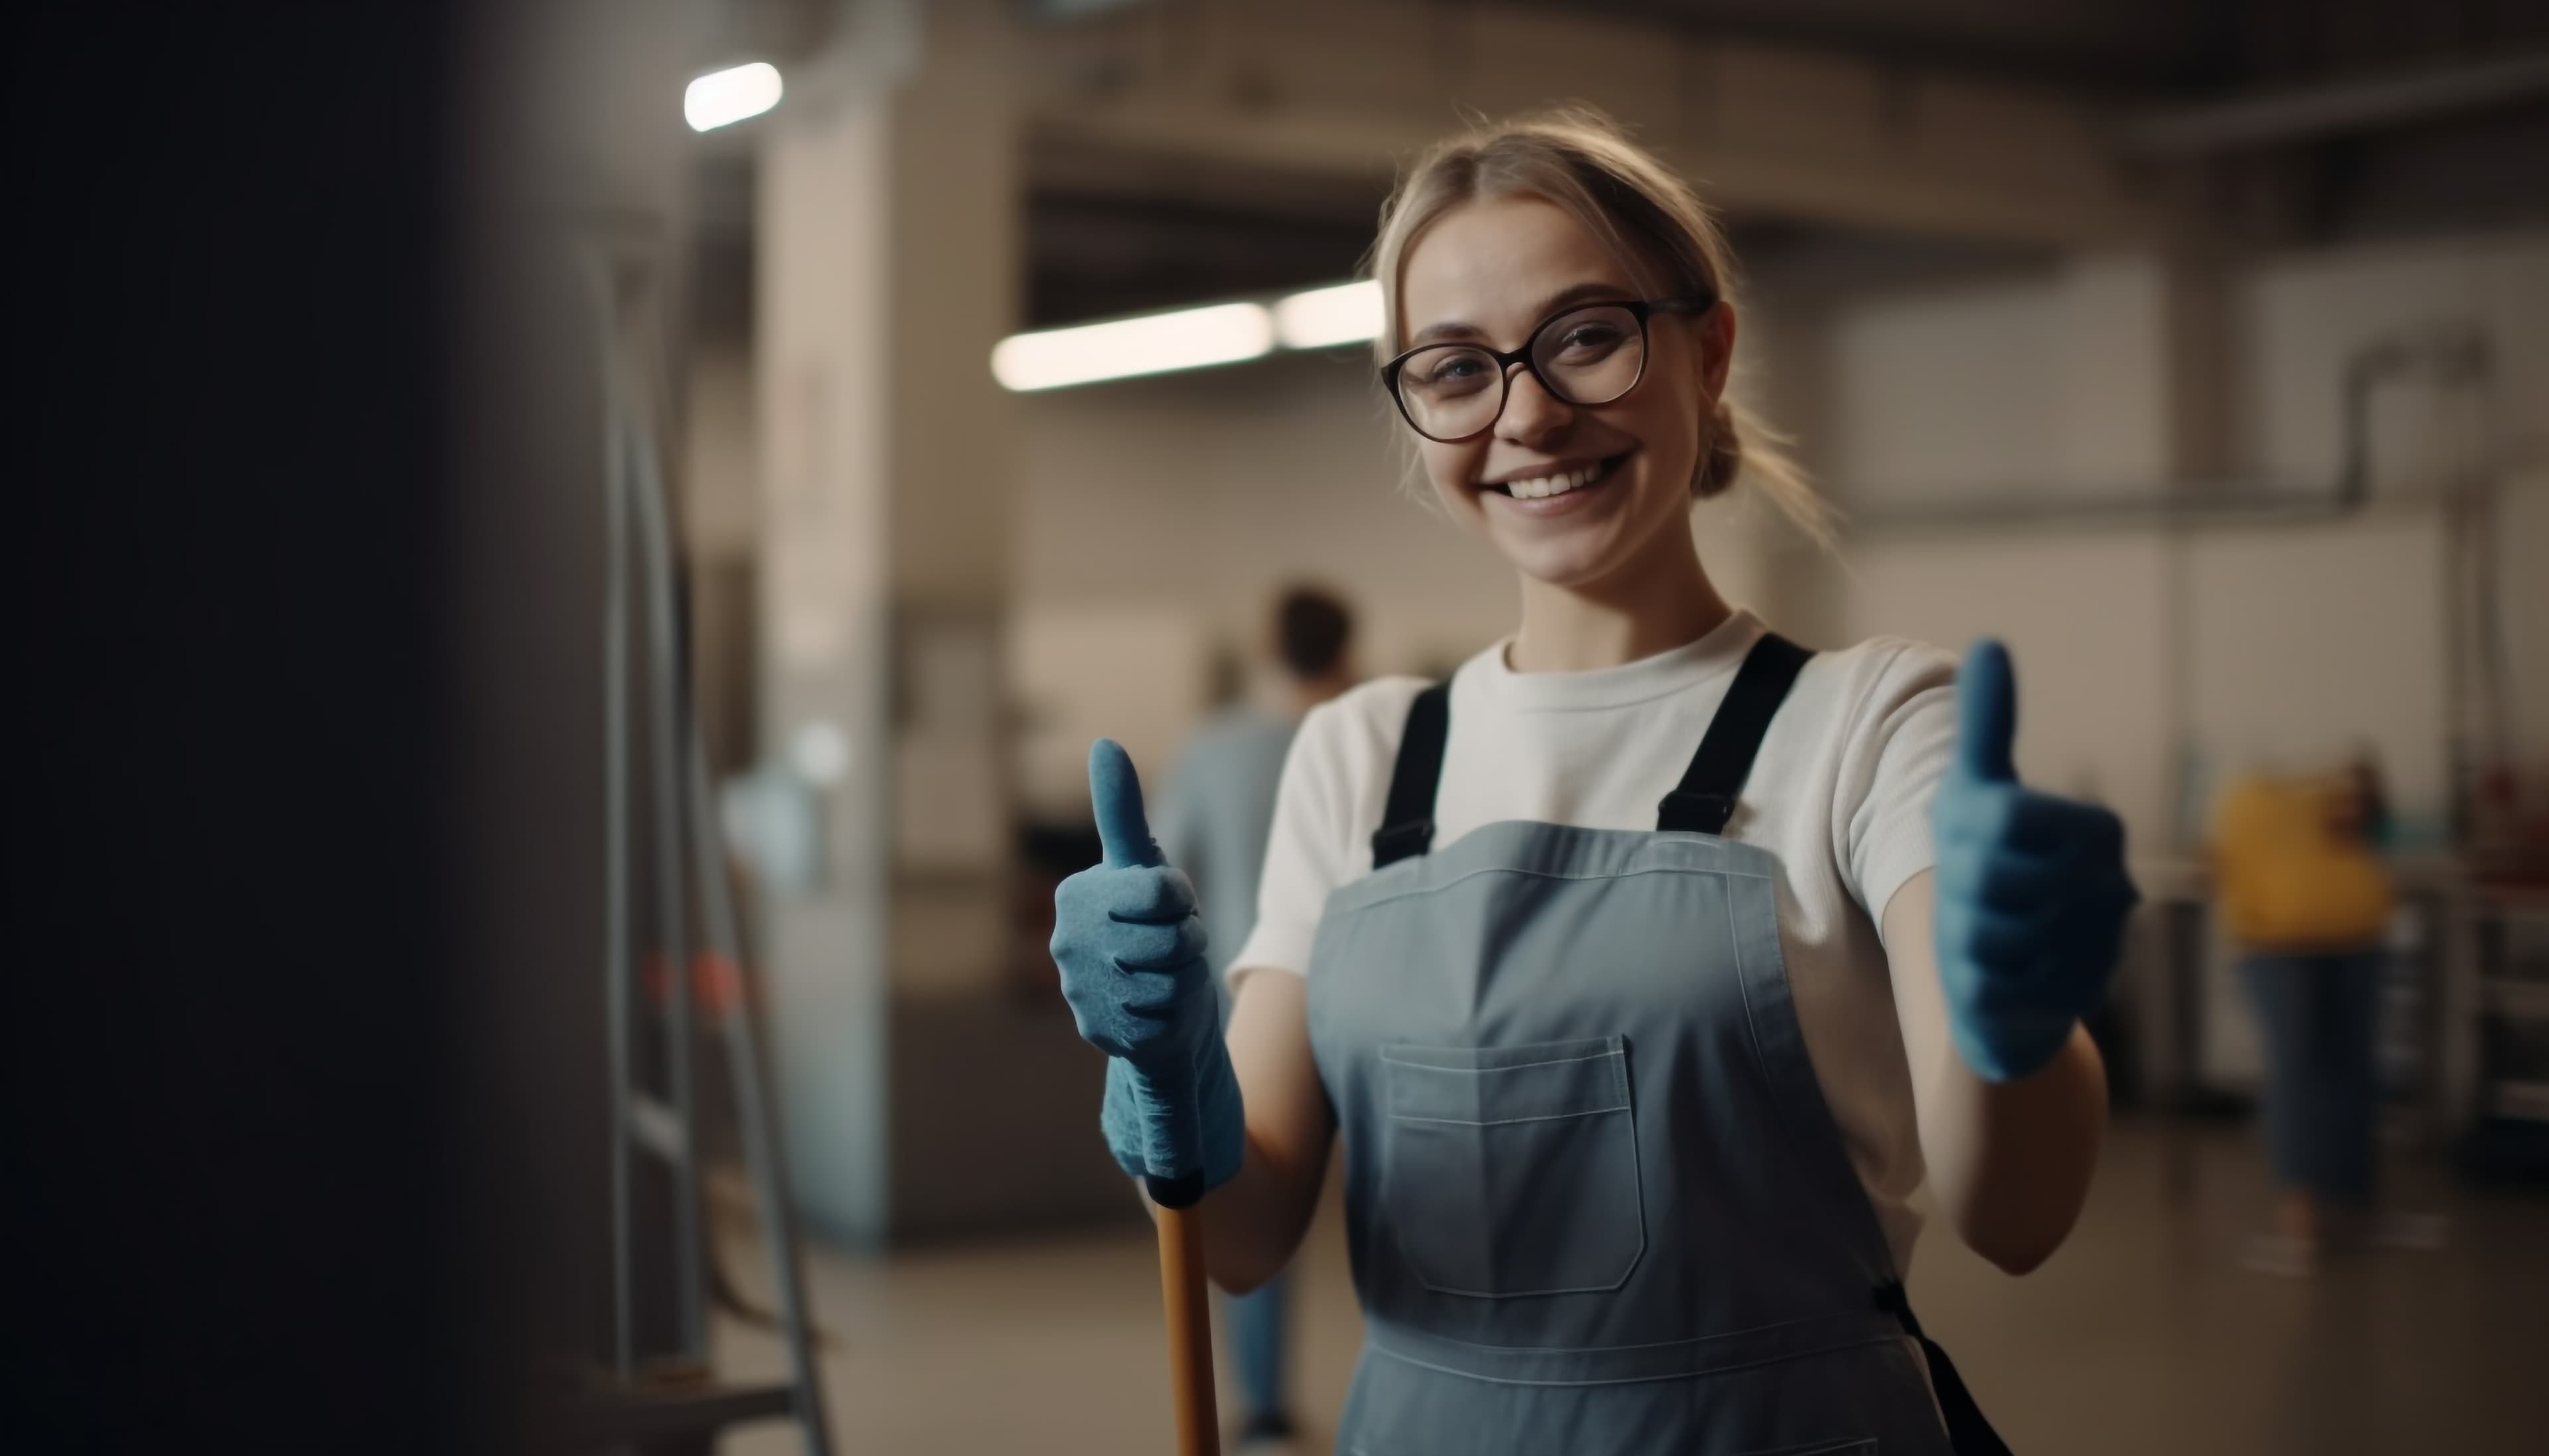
[1495,363,1575,445]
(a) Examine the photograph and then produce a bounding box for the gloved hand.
[1051,739,1244,1206]
[1932,640,2140,1082]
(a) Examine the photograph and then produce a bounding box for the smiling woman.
[1051,106,2135,1456]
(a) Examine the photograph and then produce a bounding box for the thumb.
[1955,638,2020,783]
[1088,738,1163,868]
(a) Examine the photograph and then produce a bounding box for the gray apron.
[1304,634,2010,1455]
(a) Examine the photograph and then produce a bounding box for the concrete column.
[756,4,1128,1246]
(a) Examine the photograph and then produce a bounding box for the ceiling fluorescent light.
[1273,279,1383,348]
[991,303,1276,392]
[686,62,783,133]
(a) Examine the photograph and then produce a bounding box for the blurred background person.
[2213,753,2406,1274]
[1154,584,1359,1450]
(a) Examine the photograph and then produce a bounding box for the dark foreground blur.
[11,2,2548,1453]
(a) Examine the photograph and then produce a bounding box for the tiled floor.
[714,1118,2549,1455]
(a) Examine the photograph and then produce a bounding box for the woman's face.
[1394,194,1734,591]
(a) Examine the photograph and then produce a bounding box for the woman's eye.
[1419,355,1490,390]
[1554,324,1625,356]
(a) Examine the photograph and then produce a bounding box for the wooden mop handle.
[1149,1179,1221,1456]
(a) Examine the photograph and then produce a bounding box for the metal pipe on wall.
[2118,52,2549,155]
[1843,330,2491,536]
[1841,328,2514,863]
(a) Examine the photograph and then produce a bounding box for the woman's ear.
[1697,299,1737,403]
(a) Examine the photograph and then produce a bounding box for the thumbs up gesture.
[1053,740,1243,1200]
[1931,642,2141,1082]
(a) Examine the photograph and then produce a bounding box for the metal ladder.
[572,234,834,1456]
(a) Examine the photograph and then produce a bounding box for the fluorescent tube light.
[686,62,783,133]
[1273,279,1383,348]
[991,303,1276,392]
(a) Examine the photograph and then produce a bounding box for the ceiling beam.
[1018,2,2165,250]
[2119,50,2549,155]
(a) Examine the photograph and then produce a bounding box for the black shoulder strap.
[1656,632,1814,836]
[1370,682,1450,869]
[1372,632,1810,863]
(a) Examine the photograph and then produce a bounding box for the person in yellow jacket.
[2212,756,2394,1274]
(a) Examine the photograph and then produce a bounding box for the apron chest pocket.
[1378,1035,1646,1299]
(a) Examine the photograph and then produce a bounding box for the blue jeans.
[1210,974,1290,1426]
[2242,952,2386,1204]
[1224,1274,1290,1423]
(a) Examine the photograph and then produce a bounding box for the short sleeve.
[1833,642,1959,926]
[1225,699,1361,982]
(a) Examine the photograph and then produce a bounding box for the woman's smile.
[1480,449,1636,516]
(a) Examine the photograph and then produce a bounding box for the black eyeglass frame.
[1379,293,1719,443]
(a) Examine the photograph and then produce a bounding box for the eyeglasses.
[1380,295,1717,444]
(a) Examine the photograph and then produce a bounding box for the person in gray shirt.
[1154,585,1357,1450]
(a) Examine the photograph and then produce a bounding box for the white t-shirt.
[1230,609,1959,1270]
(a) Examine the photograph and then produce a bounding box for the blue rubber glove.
[1051,739,1244,1206]
[1932,641,2141,1082]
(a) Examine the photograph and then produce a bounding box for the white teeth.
[1502,461,1606,500]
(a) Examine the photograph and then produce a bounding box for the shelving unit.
[2133,857,2461,1139]
[2467,890,2549,1175]
[2131,853,2549,1189]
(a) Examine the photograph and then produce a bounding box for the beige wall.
[1827,254,2185,504]
[1825,231,2548,851]
[1828,507,2493,853]
[694,231,2546,840]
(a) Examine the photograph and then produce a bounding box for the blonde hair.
[1367,108,1833,544]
